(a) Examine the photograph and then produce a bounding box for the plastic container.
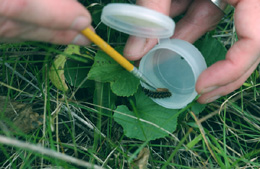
[101,3,207,109]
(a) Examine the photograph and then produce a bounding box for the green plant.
[1,1,260,169]
[49,33,227,142]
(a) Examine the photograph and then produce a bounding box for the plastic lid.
[101,3,175,38]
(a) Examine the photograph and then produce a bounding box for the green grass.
[1,1,260,168]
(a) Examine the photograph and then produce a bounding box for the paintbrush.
[81,28,171,97]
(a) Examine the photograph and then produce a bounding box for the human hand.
[124,0,260,104]
[0,0,92,45]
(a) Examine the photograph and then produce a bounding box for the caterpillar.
[142,87,172,99]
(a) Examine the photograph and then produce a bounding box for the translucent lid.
[101,3,175,38]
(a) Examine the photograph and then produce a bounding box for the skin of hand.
[0,0,92,45]
[124,0,260,104]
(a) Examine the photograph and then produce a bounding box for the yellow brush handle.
[81,28,134,72]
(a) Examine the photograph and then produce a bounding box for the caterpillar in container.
[142,87,172,99]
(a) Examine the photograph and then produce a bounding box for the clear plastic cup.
[101,3,207,109]
[139,39,207,109]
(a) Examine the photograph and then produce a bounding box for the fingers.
[124,37,158,61]
[196,39,260,103]
[124,0,223,60]
[171,0,224,43]
[19,27,92,45]
[0,0,91,31]
[124,0,171,60]
[169,0,193,17]
[0,0,92,45]
[196,0,260,103]
[124,0,194,61]
[197,59,260,103]
[0,18,92,45]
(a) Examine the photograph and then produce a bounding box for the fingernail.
[72,34,91,46]
[71,16,90,31]
[124,37,146,59]
[206,95,221,103]
[202,86,218,94]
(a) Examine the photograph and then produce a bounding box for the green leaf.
[64,59,93,88]
[49,52,68,92]
[114,88,180,141]
[64,44,92,60]
[195,34,227,67]
[88,47,139,97]
[49,45,94,90]
[110,71,139,97]
[191,102,206,115]
[60,44,93,88]
[88,49,121,82]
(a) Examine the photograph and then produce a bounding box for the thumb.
[124,0,171,61]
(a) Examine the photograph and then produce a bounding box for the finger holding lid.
[124,0,171,61]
